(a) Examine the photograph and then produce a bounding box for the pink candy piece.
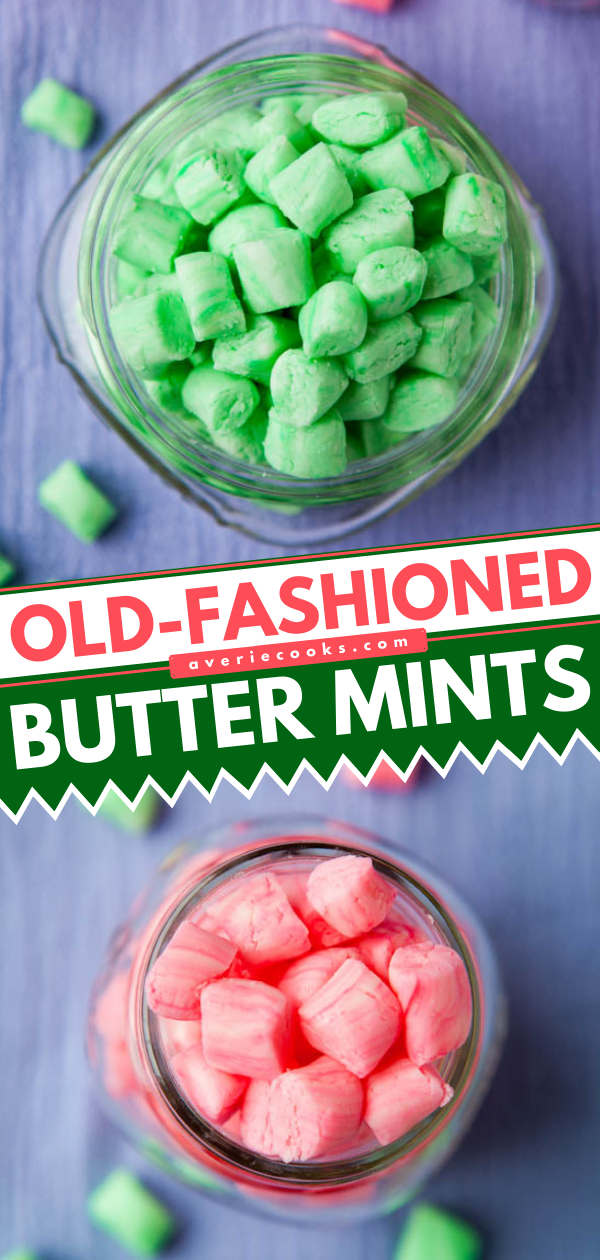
[342,761,420,792]
[279,946,361,1009]
[172,1043,247,1124]
[365,1056,453,1146]
[159,1016,203,1058]
[356,923,420,979]
[216,872,311,965]
[278,870,349,947]
[241,1056,363,1162]
[388,943,472,1065]
[299,958,401,1078]
[145,922,238,1020]
[306,856,395,939]
[201,979,293,1079]
[331,0,395,12]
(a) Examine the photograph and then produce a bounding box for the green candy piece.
[213,314,300,384]
[270,143,353,239]
[434,139,468,175]
[328,144,369,196]
[174,149,246,225]
[324,190,414,275]
[38,461,117,543]
[110,292,195,376]
[394,1204,482,1260]
[299,281,368,358]
[264,408,347,477]
[21,77,95,148]
[421,239,475,300]
[182,364,259,433]
[312,92,407,149]
[360,126,451,199]
[88,1168,176,1256]
[383,370,459,433]
[343,313,422,383]
[443,173,508,257]
[113,196,200,274]
[201,107,262,156]
[413,186,447,242]
[145,361,191,417]
[98,787,161,833]
[175,251,245,340]
[270,349,348,426]
[412,298,473,377]
[0,552,16,586]
[456,283,499,364]
[353,246,427,321]
[115,259,150,300]
[252,102,311,153]
[471,250,502,283]
[339,375,392,421]
[211,409,268,464]
[294,94,334,126]
[244,136,299,205]
[208,203,287,263]
[233,229,314,313]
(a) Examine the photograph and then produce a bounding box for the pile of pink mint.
[146,854,472,1163]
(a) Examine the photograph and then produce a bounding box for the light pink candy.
[306,856,395,939]
[356,923,421,979]
[241,1056,363,1162]
[216,872,311,965]
[145,921,237,1020]
[365,1056,453,1146]
[201,979,293,1079]
[171,1043,247,1124]
[299,957,400,1078]
[159,1016,203,1058]
[278,870,349,947]
[388,943,472,1065]
[331,0,395,12]
[279,946,361,1008]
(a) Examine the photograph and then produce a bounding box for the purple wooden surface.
[1,0,599,1256]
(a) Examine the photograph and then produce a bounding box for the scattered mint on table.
[20,78,96,149]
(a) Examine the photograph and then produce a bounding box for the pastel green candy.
[264,408,347,477]
[471,250,502,282]
[182,364,259,433]
[312,93,407,149]
[141,158,173,201]
[88,1168,176,1256]
[38,460,117,542]
[175,251,245,340]
[457,283,499,354]
[343,313,422,383]
[328,144,369,196]
[443,173,508,257]
[413,187,447,241]
[174,149,246,225]
[211,409,268,464]
[98,787,161,833]
[201,107,262,156]
[434,138,468,175]
[252,103,311,153]
[339,375,392,421]
[353,246,427,320]
[421,239,474,300]
[115,259,149,299]
[0,553,16,586]
[244,136,299,204]
[382,370,459,433]
[270,143,353,239]
[270,349,348,426]
[110,292,195,376]
[412,298,473,377]
[208,203,287,263]
[21,77,95,148]
[213,314,300,383]
[295,94,335,125]
[233,229,314,313]
[393,1203,482,1260]
[299,281,368,358]
[325,190,414,275]
[113,195,200,274]
[360,127,451,199]
[145,361,191,415]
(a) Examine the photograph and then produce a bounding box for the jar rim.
[133,828,487,1187]
[73,25,551,515]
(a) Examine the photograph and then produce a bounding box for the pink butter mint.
[299,957,401,1078]
[145,921,237,1019]
[241,1056,364,1163]
[389,942,473,1065]
[365,1057,453,1146]
[279,945,361,1008]
[306,855,395,939]
[171,1043,246,1124]
[216,872,311,964]
[200,978,293,1079]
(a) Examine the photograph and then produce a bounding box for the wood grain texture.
[1,0,600,1255]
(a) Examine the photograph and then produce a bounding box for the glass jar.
[88,816,505,1224]
[39,25,558,547]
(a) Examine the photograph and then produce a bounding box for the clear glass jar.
[39,25,558,546]
[88,816,505,1224]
